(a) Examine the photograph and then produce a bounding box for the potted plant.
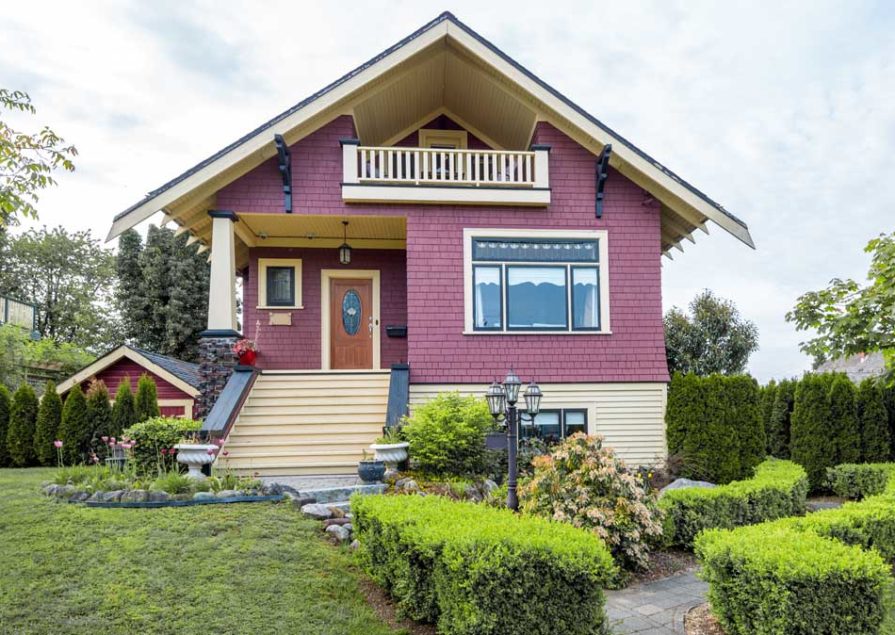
[174,433,218,480]
[232,338,257,366]
[370,426,409,465]
[357,449,386,483]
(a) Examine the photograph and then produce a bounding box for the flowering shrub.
[232,339,256,356]
[519,434,664,571]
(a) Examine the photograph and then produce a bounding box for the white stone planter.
[174,443,217,480]
[370,442,409,465]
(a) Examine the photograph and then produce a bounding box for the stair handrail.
[201,366,259,441]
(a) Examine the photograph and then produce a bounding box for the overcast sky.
[2,1,893,381]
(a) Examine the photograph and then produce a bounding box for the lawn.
[0,468,403,635]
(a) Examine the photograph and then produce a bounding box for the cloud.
[2,0,892,381]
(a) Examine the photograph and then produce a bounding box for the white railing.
[342,142,550,190]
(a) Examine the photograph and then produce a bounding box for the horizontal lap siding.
[409,382,668,465]
[218,116,668,385]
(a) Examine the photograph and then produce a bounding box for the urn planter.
[358,460,386,483]
[369,442,409,465]
[174,443,217,480]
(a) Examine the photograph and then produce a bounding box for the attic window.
[419,129,467,149]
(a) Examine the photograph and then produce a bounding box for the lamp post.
[486,370,542,511]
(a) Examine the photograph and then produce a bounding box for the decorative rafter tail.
[595,144,612,218]
[274,134,293,213]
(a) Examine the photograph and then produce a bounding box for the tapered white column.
[205,210,239,335]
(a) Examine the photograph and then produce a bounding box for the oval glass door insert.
[342,290,361,335]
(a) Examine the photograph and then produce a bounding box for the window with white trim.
[469,234,606,332]
[258,258,302,309]
[521,408,588,443]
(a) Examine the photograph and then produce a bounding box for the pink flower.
[161,448,168,455]
[222,451,229,457]
[110,437,116,444]
[53,440,63,448]
[101,436,109,443]
[213,438,224,446]
[206,448,215,456]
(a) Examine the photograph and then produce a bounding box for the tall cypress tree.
[7,384,38,466]
[115,229,146,342]
[760,380,777,452]
[165,234,209,360]
[59,385,89,464]
[85,380,113,456]
[135,374,160,422]
[857,378,890,462]
[665,372,706,457]
[0,385,10,466]
[791,374,834,491]
[111,378,137,437]
[730,375,765,475]
[829,374,860,465]
[767,379,796,458]
[34,381,63,466]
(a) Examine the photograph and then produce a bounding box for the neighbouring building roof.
[816,352,887,383]
[106,11,754,256]
[55,344,201,397]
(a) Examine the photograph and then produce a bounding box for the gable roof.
[56,345,201,397]
[107,11,754,255]
[816,352,887,383]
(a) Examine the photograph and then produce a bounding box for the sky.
[1,0,893,381]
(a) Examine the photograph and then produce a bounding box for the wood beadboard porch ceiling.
[238,214,406,252]
[107,12,754,259]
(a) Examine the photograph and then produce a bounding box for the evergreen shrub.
[825,463,890,500]
[7,384,38,466]
[34,381,62,466]
[58,385,89,464]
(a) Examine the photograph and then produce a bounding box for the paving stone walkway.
[605,570,708,634]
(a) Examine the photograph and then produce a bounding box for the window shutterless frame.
[472,265,503,331]
[266,266,295,307]
[504,264,568,331]
[562,409,588,436]
[570,265,601,331]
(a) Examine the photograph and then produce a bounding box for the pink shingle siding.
[219,116,669,384]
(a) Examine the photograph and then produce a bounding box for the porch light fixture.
[486,371,542,511]
[339,220,352,265]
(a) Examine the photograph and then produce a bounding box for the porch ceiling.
[237,214,407,252]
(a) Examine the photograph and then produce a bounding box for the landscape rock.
[42,484,58,496]
[193,492,216,502]
[87,492,102,503]
[301,503,335,520]
[329,505,346,519]
[482,479,499,495]
[100,490,124,503]
[148,490,170,503]
[121,489,148,503]
[216,489,240,499]
[69,491,90,503]
[325,524,351,543]
[343,523,353,534]
[395,478,419,493]
[660,478,717,494]
[350,539,360,551]
[55,485,76,498]
[464,484,484,502]
[286,493,317,509]
[323,518,352,528]
[261,483,283,496]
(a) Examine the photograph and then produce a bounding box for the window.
[419,128,467,149]
[521,408,588,443]
[466,231,608,333]
[258,258,302,309]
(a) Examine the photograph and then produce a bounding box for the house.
[106,13,753,475]
[816,352,887,384]
[56,345,200,418]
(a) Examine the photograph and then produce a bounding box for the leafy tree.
[0,89,77,226]
[0,385,10,466]
[0,226,120,351]
[829,374,860,466]
[34,380,62,466]
[135,374,160,422]
[787,231,895,374]
[59,385,89,464]
[0,323,93,390]
[111,378,137,437]
[857,379,890,462]
[664,290,759,375]
[6,384,38,466]
[767,379,796,458]
[115,225,209,361]
[791,374,837,491]
[85,380,113,456]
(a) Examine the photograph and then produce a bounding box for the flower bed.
[352,493,615,635]
[660,459,808,548]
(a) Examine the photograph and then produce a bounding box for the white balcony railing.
[341,140,551,206]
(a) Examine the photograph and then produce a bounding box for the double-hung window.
[467,230,608,333]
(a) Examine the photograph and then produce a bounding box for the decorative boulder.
[121,490,149,503]
[301,503,335,520]
[325,524,351,543]
[216,490,240,499]
[148,490,170,503]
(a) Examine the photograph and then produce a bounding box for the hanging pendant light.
[339,220,352,265]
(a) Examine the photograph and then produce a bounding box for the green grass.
[0,468,403,635]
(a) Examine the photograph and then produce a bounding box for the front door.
[330,278,374,369]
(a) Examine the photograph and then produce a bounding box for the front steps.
[218,370,390,476]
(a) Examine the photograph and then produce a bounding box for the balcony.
[341,140,550,206]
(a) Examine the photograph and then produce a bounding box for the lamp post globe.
[486,380,506,418]
[523,380,542,416]
[504,369,521,405]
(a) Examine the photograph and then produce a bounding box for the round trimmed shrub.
[7,384,38,466]
[0,386,11,466]
[34,381,62,466]
[402,392,494,477]
[59,385,89,464]
[123,416,201,475]
[520,434,664,571]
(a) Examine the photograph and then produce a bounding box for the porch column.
[206,210,239,334]
[341,138,360,184]
[197,210,240,420]
[531,144,551,189]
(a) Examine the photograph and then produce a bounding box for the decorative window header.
[472,238,598,263]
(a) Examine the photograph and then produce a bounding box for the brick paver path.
[605,570,708,634]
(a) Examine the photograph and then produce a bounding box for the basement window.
[258,258,302,309]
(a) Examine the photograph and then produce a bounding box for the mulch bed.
[358,578,437,635]
[685,603,726,635]
[627,548,699,586]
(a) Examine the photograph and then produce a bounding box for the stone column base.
[196,332,240,419]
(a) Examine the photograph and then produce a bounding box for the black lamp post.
[486,369,542,511]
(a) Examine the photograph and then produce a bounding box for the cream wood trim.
[56,346,200,398]
[258,237,406,250]
[419,128,467,149]
[342,184,550,206]
[409,381,668,465]
[462,228,610,334]
[378,107,506,151]
[158,399,194,417]
[320,269,382,370]
[258,258,303,309]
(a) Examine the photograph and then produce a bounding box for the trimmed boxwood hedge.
[351,494,616,635]
[660,459,808,548]
[695,524,890,635]
[825,463,892,500]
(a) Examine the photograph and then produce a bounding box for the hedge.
[695,524,889,635]
[791,373,837,490]
[858,379,890,462]
[825,463,891,500]
[352,494,616,635]
[660,459,808,548]
[123,416,201,475]
[767,378,795,458]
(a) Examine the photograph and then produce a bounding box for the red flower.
[222,450,229,457]
[206,448,215,456]
[161,448,168,455]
